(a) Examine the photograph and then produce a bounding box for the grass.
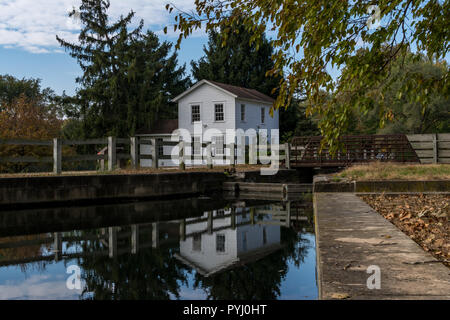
[334,162,450,181]
[0,164,271,178]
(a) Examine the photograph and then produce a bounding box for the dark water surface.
[0,195,317,300]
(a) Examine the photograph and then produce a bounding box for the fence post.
[207,212,213,235]
[206,141,213,169]
[152,222,160,248]
[229,142,235,167]
[231,207,236,230]
[130,137,139,170]
[285,142,291,169]
[53,232,62,261]
[249,136,257,165]
[179,219,186,241]
[286,201,291,227]
[432,133,438,164]
[179,138,185,170]
[151,138,159,169]
[236,135,245,165]
[108,136,116,171]
[131,224,139,254]
[53,138,62,174]
[108,227,117,258]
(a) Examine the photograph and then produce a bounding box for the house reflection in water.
[175,204,285,277]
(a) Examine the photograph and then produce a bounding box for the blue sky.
[0,36,207,96]
[1,1,447,97]
[0,0,208,95]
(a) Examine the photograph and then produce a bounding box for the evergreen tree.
[57,0,189,138]
[191,23,279,97]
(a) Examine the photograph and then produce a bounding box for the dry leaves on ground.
[360,194,449,268]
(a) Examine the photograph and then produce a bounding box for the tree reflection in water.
[192,227,311,300]
[76,226,188,300]
[75,222,312,300]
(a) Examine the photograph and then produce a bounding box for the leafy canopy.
[167,0,449,152]
[342,50,450,134]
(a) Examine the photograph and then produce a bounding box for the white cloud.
[0,274,83,300]
[0,0,200,54]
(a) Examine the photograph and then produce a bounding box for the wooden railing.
[406,133,450,164]
[0,136,291,174]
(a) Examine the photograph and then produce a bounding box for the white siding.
[180,210,238,273]
[179,209,281,274]
[178,83,236,136]
[235,99,279,143]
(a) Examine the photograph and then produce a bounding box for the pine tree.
[191,23,279,97]
[57,0,189,138]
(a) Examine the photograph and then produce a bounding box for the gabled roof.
[171,79,275,104]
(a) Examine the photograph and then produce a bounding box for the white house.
[173,79,279,144]
[174,206,282,277]
[139,80,279,167]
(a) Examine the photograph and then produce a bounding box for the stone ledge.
[314,193,450,300]
[313,175,450,193]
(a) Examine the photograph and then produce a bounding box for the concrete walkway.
[314,193,450,300]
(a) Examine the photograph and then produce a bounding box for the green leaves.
[167,0,449,153]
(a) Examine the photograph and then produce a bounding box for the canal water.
[0,195,317,300]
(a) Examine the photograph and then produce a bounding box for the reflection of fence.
[0,136,290,174]
[406,134,450,164]
[0,199,313,267]
[290,134,420,167]
[0,222,169,266]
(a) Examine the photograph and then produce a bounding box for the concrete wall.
[0,172,227,208]
[313,175,450,193]
[0,197,230,238]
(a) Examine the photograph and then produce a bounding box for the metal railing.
[290,134,420,167]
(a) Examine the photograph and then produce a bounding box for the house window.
[157,138,164,157]
[215,103,224,121]
[191,105,200,122]
[192,136,201,155]
[214,135,224,155]
[241,104,245,122]
[193,234,201,252]
[216,234,225,253]
[261,107,265,124]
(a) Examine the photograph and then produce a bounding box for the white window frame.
[240,104,246,122]
[191,104,201,123]
[216,234,226,253]
[214,103,225,122]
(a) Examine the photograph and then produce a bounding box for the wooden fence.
[406,134,450,164]
[0,136,290,174]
